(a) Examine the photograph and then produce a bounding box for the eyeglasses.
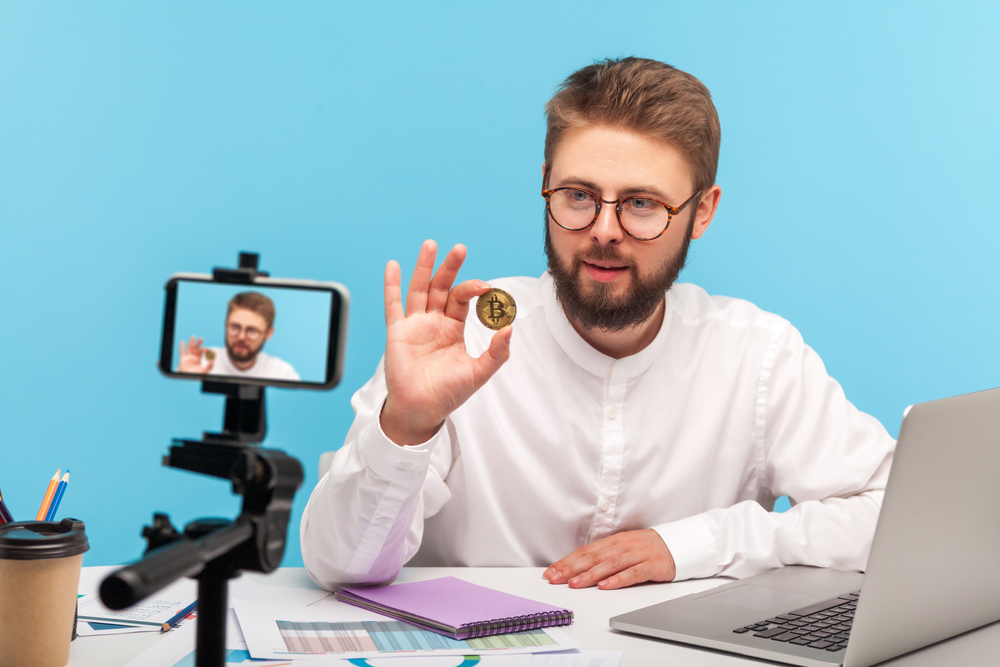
[542,186,703,241]
[227,323,265,341]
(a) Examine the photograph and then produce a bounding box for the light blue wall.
[1,1,998,567]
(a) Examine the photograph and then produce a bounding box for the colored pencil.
[45,471,70,521]
[36,469,60,520]
[161,601,198,632]
[0,488,14,524]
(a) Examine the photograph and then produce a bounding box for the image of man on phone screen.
[177,291,300,381]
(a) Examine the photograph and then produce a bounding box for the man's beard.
[544,216,693,333]
[226,340,263,365]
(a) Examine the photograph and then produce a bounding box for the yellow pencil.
[35,469,60,521]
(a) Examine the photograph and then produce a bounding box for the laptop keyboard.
[732,590,859,652]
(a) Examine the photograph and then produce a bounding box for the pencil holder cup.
[0,519,89,667]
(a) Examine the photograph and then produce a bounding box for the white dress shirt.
[206,348,300,381]
[300,273,895,590]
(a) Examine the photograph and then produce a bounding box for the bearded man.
[300,58,894,591]
[178,291,299,381]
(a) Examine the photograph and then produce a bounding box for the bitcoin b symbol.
[476,288,516,330]
[488,295,506,323]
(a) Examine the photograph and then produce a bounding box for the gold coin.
[204,349,217,362]
[476,288,516,330]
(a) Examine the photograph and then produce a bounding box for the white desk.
[68,567,1000,666]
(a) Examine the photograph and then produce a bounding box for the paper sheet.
[124,609,294,667]
[234,599,579,661]
[77,570,198,627]
[76,620,161,637]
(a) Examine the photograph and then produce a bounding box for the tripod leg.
[195,572,228,667]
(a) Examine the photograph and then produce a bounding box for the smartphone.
[159,274,349,389]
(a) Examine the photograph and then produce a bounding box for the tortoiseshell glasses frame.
[541,186,704,241]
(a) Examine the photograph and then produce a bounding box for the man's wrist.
[379,400,444,447]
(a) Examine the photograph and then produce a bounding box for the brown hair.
[227,291,276,329]
[544,57,721,193]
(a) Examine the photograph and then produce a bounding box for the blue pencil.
[44,472,70,521]
[161,600,198,632]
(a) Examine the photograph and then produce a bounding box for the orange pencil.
[35,469,60,521]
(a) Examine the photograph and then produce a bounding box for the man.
[300,58,894,591]
[178,291,300,381]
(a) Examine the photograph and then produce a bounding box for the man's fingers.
[472,326,512,382]
[426,244,467,313]
[545,540,609,583]
[384,260,404,326]
[597,563,651,590]
[564,548,638,588]
[443,279,491,321]
[405,240,437,317]
[546,530,676,590]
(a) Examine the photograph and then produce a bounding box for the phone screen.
[160,276,347,389]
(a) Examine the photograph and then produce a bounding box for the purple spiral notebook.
[335,576,573,640]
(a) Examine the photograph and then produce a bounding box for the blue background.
[1,1,998,567]
[172,280,333,383]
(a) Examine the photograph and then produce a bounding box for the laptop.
[610,386,1000,666]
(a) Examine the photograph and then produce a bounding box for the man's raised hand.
[178,336,212,374]
[380,240,512,446]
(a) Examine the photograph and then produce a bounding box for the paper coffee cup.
[0,519,89,667]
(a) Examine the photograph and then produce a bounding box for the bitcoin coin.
[204,349,217,362]
[476,288,516,330]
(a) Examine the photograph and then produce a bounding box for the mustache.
[574,243,636,269]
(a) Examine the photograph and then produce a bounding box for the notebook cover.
[336,576,573,639]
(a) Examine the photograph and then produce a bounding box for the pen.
[45,471,70,522]
[161,601,198,632]
[36,469,60,520]
[0,488,14,524]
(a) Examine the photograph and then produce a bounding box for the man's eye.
[627,197,655,210]
[569,190,591,202]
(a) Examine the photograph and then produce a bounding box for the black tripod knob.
[142,513,181,552]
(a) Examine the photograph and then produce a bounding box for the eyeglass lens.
[548,189,671,240]
[228,323,264,340]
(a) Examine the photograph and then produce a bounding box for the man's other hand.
[178,336,212,374]
[543,529,676,590]
[380,240,512,446]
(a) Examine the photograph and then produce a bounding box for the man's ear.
[265,327,275,342]
[690,184,722,240]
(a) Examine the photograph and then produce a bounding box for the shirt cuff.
[652,515,720,582]
[356,410,443,483]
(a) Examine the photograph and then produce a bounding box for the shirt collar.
[540,271,671,379]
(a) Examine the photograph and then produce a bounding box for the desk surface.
[69,567,1000,667]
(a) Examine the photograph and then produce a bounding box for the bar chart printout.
[276,620,558,654]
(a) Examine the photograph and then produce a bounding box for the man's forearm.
[300,408,436,590]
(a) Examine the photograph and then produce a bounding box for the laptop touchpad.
[693,584,812,612]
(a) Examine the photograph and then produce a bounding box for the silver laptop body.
[610,386,1000,666]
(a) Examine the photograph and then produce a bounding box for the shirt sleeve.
[652,323,895,582]
[300,358,455,590]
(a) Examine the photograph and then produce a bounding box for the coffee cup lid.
[0,518,89,560]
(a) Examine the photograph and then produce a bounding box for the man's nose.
[589,203,624,245]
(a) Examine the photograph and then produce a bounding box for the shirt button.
[399,462,412,471]
[600,498,611,512]
[379,517,390,526]
[606,407,618,420]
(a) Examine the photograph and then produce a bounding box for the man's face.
[225,307,273,364]
[544,124,704,332]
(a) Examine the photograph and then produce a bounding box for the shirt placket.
[588,363,628,542]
